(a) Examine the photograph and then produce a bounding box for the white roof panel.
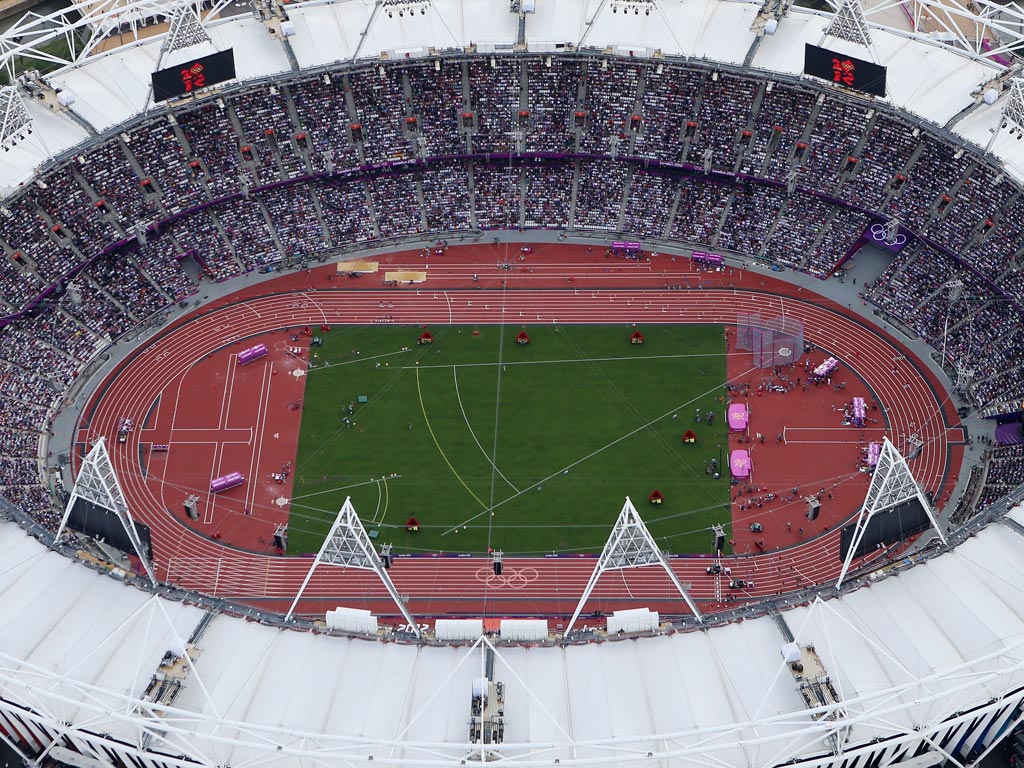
[54,44,159,131]
[288,3,360,69]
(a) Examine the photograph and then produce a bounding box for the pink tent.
[727,403,749,432]
[730,450,751,479]
[867,441,882,467]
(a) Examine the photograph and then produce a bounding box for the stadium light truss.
[836,437,946,588]
[54,436,158,587]
[822,0,873,49]
[285,496,420,635]
[0,0,234,83]
[160,3,212,54]
[566,497,702,634]
[0,86,32,151]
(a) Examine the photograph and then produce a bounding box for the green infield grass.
[288,324,731,556]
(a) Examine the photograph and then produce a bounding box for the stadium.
[2,0,1024,765]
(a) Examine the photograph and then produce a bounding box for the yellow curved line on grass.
[415,368,489,510]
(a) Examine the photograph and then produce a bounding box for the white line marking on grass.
[453,368,520,493]
[307,349,409,371]
[416,368,489,510]
[440,366,760,537]
[405,352,727,370]
[289,476,391,501]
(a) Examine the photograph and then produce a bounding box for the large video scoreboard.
[804,44,887,97]
[152,49,236,102]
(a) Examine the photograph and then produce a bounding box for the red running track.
[74,248,963,623]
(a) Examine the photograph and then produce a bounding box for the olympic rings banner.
[862,221,912,254]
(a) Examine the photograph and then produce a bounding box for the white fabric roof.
[1,507,1024,766]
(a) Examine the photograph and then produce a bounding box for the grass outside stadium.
[289,323,732,557]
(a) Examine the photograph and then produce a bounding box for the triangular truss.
[161,5,212,54]
[1001,78,1024,132]
[836,437,946,587]
[823,0,873,48]
[285,497,419,636]
[0,86,33,150]
[566,498,702,633]
[54,437,157,586]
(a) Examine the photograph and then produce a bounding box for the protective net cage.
[736,313,804,368]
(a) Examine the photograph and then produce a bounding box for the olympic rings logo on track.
[474,566,539,589]
[868,223,908,247]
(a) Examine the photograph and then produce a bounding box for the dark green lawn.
[288,324,731,556]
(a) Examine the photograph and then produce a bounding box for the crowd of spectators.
[0,426,40,459]
[367,174,423,239]
[87,252,169,322]
[473,163,521,229]
[33,304,104,362]
[622,170,676,239]
[864,242,1024,406]
[420,163,472,231]
[0,362,58,412]
[131,238,197,302]
[978,445,1024,510]
[867,243,975,339]
[573,161,627,230]
[0,458,40,487]
[214,198,280,270]
[290,75,361,172]
[524,58,578,154]
[578,60,640,156]
[408,61,466,158]
[231,88,305,185]
[315,180,376,247]
[171,210,241,281]
[840,113,919,211]
[689,74,757,170]
[671,177,731,244]
[805,208,872,278]
[523,161,572,229]
[65,282,133,343]
[769,193,834,270]
[348,67,411,166]
[75,140,156,226]
[633,65,703,163]
[0,248,44,311]
[468,59,520,155]
[177,102,244,197]
[718,186,784,257]
[9,52,1024,530]
[0,396,49,434]
[751,85,816,181]
[35,166,122,258]
[885,140,965,232]
[1,192,68,283]
[0,326,80,386]
[127,119,209,214]
[963,194,1024,283]
[801,98,866,194]
[248,187,321,260]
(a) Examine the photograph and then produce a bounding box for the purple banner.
[862,222,912,254]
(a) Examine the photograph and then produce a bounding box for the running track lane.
[77,286,958,620]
